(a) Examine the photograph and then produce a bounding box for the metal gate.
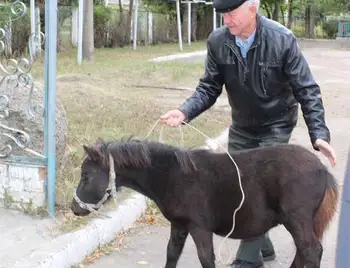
[338,21,350,37]
[0,0,57,216]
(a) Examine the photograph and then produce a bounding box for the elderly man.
[160,0,336,267]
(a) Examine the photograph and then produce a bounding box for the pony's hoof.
[229,260,264,268]
[262,250,276,262]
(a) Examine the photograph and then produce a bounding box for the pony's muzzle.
[71,199,91,216]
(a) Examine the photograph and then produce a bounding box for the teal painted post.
[338,21,342,37]
[44,0,49,165]
[44,1,58,217]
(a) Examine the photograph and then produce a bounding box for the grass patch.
[30,42,230,232]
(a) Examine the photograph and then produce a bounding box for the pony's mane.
[84,136,197,174]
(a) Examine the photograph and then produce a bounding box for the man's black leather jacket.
[178,14,330,147]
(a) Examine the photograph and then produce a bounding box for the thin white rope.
[144,119,245,265]
[145,119,184,148]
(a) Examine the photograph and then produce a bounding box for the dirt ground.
[82,43,350,268]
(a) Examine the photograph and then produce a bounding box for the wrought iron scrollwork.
[0,1,45,159]
[0,1,27,23]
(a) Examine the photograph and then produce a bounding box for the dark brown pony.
[71,137,339,268]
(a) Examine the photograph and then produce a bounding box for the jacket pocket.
[258,61,283,96]
[221,62,243,87]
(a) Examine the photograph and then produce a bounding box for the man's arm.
[283,34,330,150]
[178,39,224,123]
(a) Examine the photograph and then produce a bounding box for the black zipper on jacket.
[224,43,246,85]
[225,42,267,96]
[224,43,244,66]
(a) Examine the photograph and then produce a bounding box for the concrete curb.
[12,192,148,268]
[150,50,207,62]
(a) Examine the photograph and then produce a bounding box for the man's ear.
[83,145,102,162]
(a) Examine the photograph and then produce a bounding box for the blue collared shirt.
[235,29,256,58]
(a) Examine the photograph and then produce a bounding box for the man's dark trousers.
[227,123,294,264]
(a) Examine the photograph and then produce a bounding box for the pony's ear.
[83,145,102,162]
[95,137,104,146]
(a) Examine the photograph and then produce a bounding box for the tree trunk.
[280,5,286,26]
[263,3,272,19]
[309,1,316,38]
[83,0,94,62]
[191,4,197,41]
[118,0,124,25]
[304,4,315,38]
[287,0,293,29]
[126,0,135,43]
[272,2,279,22]
[57,7,71,52]
[305,5,310,37]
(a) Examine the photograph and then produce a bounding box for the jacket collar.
[252,14,263,47]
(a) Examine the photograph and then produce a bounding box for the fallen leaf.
[146,215,156,225]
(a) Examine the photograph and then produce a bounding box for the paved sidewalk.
[0,209,57,268]
[0,189,139,268]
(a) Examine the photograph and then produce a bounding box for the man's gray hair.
[245,0,260,10]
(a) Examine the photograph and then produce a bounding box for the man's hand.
[160,109,186,127]
[314,139,336,167]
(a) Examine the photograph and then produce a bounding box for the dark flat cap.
[213,0,247,13]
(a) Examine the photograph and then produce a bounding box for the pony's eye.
[81,172,88,182]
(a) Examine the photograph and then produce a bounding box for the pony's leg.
[285,217,323,268]
[302,241,323,268]
[289,250,304,268]
[165,223,189,268]
[189,227,215,268]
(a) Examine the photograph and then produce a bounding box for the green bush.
[321,21,338,39]
[93,5,129,48]
[93,5,113,48]
[291,24,305,38]
[0,8,31,57]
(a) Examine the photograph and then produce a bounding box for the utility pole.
[83,0,94,62]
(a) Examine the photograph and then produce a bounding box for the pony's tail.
[314,171,339,240]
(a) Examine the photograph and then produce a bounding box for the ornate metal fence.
[0,1,44,160]
[338,21,350,37]
[0,0,58,216]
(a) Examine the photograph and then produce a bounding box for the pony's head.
[70,136,154,216]
[71,140,112,216]
[71,137,198,216]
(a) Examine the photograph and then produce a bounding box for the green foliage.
[317,0,350,15]
[19,0,78,6]
[93,5,129,48]
[94,0,107,5]
[11,13,31,55]
[93,5,113,48]
[142,0,177,15]
[292,23,306,37]
[0,6,31,56]
[94,4,112,26]
[321,20,338,38]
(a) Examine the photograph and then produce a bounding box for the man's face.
[223,3,256,36]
